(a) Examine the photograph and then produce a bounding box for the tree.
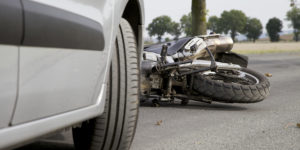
[243,18,263,42]
[266,17,283,42]
[165,37,171,42]
[147,16,173,42]
[180,13,193,36]
[291,0,299,7]
[286,7,300,41]
[192,0,207,35]
[219,10,247,41]
[207,16,221,33]
[170,22,182,40]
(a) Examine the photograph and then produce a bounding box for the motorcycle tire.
[192,68,270,103]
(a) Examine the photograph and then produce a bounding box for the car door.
[12,0,110,125]
[0,0,22,128]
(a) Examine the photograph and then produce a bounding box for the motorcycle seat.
[144,37,192,56]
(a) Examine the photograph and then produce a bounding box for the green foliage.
[147,15,173,42]
[170,22,182,40]
[207,16,221,33]
[219,10,247,41]
[192,0,207,35]
[286,7,300,41]
[180,13,193,36]
[243,18,263,42]
[290,0,297,7]
[266,17,283,42]
[165,37,171,42]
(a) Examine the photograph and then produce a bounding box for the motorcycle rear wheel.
[192,68,270,103]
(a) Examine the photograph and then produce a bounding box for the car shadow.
[15,141,74,150]
[15,100,248,150]
[140,100,248,111]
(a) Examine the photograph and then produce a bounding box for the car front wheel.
[72,18,139,150]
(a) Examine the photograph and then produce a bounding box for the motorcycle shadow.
[140,99,248,111]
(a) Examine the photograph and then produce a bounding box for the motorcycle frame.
[141,35,241,103]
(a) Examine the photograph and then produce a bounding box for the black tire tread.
[72,18,139,150]
[193,68,270,103]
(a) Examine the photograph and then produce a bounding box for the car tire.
[72,18,139,150]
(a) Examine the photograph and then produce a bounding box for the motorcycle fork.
[161,69,176,100]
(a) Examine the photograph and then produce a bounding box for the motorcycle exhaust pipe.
[202,35,234,53]
[180,60,241,70]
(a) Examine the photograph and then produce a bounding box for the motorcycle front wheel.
[192,68,270,103]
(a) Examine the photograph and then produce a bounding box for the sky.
[144,0,292,35]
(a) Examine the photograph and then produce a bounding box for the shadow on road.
[15,141,74,150]
[140,100,248,111]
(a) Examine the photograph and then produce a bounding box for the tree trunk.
[192,0,207,36]
[230,31,236,42]
[157,36,162,43]
[294,31,299,42]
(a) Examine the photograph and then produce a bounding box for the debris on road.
[265,73,273,77]
[194,141,201,145]
[285,123,294,128]
[285,123,300,128]
[156,120,163,126]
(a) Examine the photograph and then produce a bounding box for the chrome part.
[184,37,203,51]
[172,40,207,59]
[203,71,216,75]
[180,60,241,70]
[172,35,233,60]
[198,34,221,39]
[144,52,174,63]
[237,70,260,84]
[143,51,159,61]
[204,36,234,53]
[160,97,170,101]
[166,56,174,63]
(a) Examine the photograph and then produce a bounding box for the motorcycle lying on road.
[141,34,270,105]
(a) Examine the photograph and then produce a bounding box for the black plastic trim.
[0,0,23,45]
[22,1,105,50]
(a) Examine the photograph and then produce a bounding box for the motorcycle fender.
[217,52,248,68]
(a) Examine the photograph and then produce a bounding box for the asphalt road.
[17,52,300,150]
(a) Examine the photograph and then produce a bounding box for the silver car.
[0,0,144,149]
